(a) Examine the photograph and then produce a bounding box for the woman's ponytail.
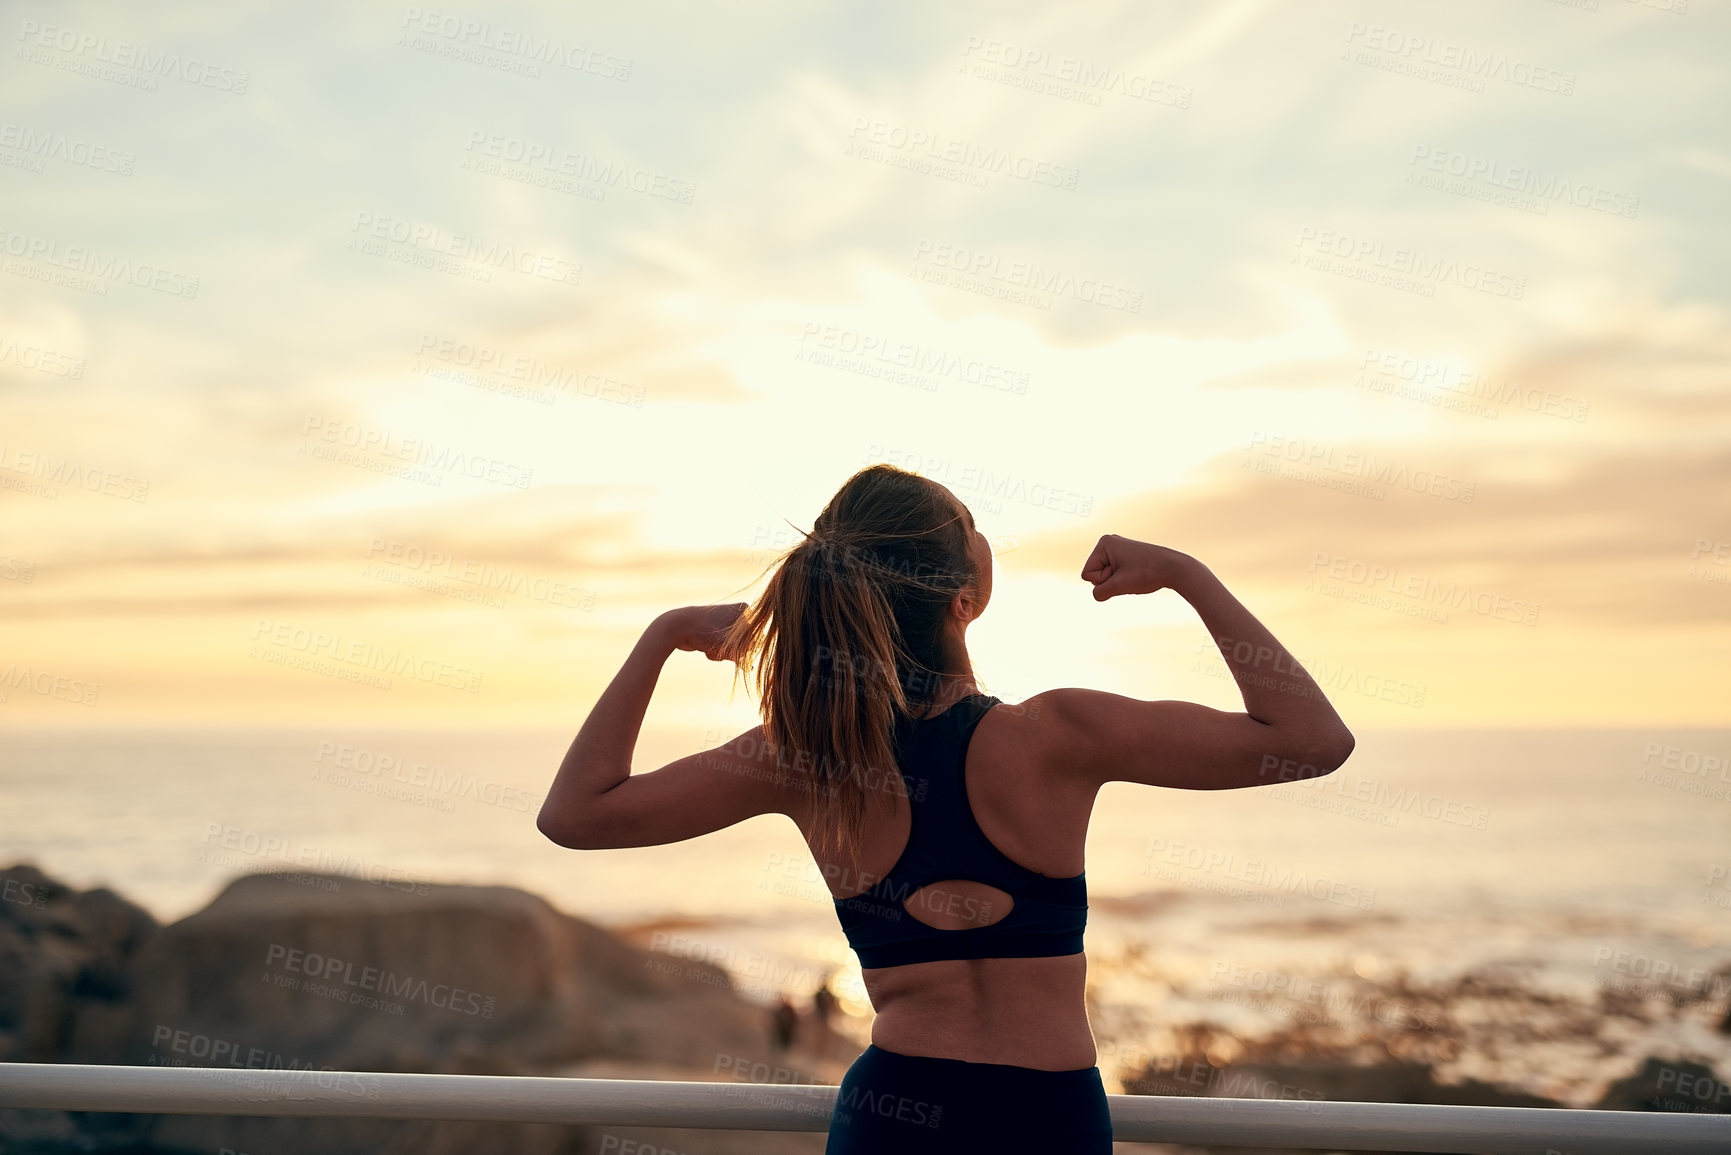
[723,466,978,866]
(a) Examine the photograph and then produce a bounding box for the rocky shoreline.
[0,863,843,1154]
[2,862,1727,1155]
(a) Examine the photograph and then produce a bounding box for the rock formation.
[0,864,831,1155]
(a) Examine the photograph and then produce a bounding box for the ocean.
[5,724,1730,1105]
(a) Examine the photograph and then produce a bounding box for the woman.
[539,464,1356,1153]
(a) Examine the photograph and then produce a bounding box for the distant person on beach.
[772,992,799,1051]
[812,971,839,1025]
[810,970,840,1059]
[539,464,1356,1154]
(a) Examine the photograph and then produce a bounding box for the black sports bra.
[833,693,1088,968]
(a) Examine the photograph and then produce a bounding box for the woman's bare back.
[789,697,1104,1070]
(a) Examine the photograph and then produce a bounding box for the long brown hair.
[723,465,979,866]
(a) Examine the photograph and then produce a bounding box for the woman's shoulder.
[985,687,1088,730]
[981,687,1153,787]
[978,689,1073,766]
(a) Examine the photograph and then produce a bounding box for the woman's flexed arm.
[1042,536,1354,791]
[1084,535,1348,735]
[538,604,787,849]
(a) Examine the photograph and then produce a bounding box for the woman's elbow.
[1314,727,1355,774]
[1274,728,1354,782]
[537,806,590,849]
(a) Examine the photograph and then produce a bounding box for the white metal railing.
[2,1063,1728,1154]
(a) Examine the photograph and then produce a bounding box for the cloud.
[0,485,774,621]
[1013,435,1731,629]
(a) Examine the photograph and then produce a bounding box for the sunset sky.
[3,0,1728,733]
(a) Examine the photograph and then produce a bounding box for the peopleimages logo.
[1293,227,1525,300]
[0,332,84,378]
[1342,21,1575,96]
[413,335,645,407]
[0,444,150,502]
[846,117,1079,190]
[958,36,1192,109]
[0,663,101,706]
[349,211,582,288]
[799,323,1029,395]
[1356,347,1590,424]
[264,944,496,1018]
[313,740,544,813]
[1408,146,1639,219]
[1,875,50,909]
[364,537,596,610]
[1143,837,1377,910]
[1260,755,1490,830]
[909,240,1142,313]
[249,617,484,694]
[1307,550,1539,627]
[15,19,251,94]
[1244,433,1476,503]
[0,121,136,175]
[149,1025,381,1099]
[0,226,199,298]
[462,130,694,203]
[398,7,632,80]
[301,415,534,490]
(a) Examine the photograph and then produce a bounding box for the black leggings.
[824,1044,1113,1154]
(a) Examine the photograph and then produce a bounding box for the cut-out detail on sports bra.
[833,693,1087,969]
[901,879,1013,930]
